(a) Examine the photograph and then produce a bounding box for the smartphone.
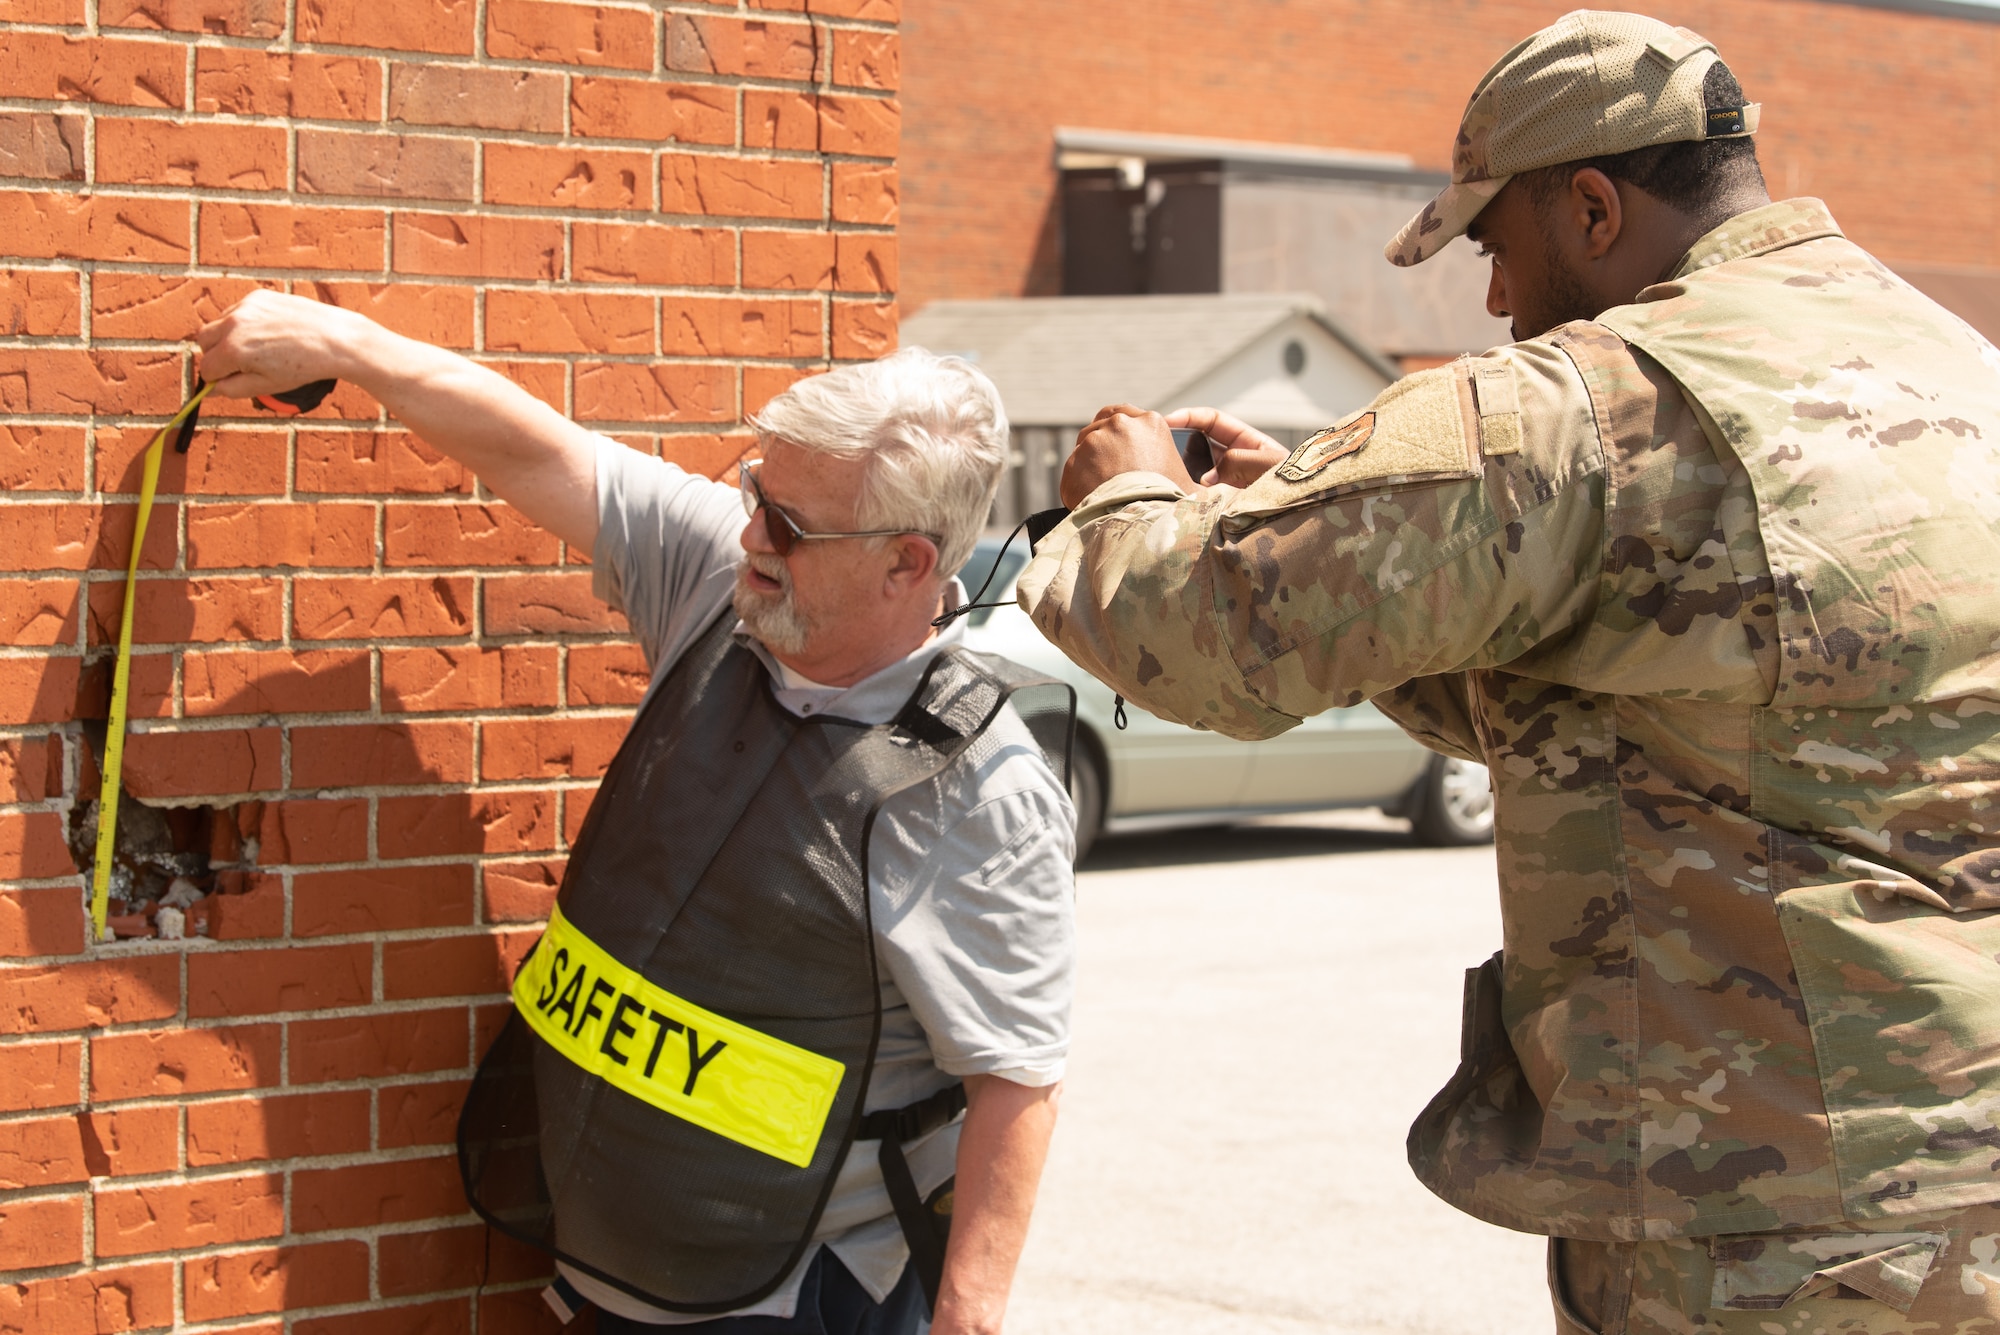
[1170,427,1214,478]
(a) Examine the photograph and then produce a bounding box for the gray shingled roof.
[901,293,1395,426]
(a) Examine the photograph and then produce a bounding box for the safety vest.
[458,611,1072,1313]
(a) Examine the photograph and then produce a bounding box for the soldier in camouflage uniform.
[1016,10,2000,1333]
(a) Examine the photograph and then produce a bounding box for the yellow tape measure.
[89,383,212,941]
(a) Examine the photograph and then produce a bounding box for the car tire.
[1068,735,1107,863]
[1409,754,1495,847]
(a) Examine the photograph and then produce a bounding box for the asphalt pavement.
[1008,814,1550,1335]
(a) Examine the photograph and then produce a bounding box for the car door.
[1236,702,1430,808]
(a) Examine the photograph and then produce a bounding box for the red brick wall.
[900,0,2000,310]
[0,0,897,1328]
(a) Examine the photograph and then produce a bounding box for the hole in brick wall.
[61,723,264,945]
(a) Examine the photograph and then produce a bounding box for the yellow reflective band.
[512,903,845,1168]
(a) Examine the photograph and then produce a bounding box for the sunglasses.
[737,460,929,557]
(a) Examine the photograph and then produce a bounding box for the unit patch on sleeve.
[1276,413,1376,482]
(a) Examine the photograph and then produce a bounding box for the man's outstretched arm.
[195,290,603,552]
[933,1073,1060,1335]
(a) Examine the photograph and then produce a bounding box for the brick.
[208,872,286,941]
[573,222,734,285]
[832,28,899,89]
[484,572,626,634]
[251,798,368,866]
[103,0,287,36]
[186,943,372,1018]
[383,503,561,567]
[832,161,897,223]
[292,723,474,794]
[0,192,188,263]
[835,234,896,295]
[122,726,281,800]
[819,94,899,158]
[185,1240,370,1321]
[95,1173,285,1256]
[803,0,897,15]
[0,1194,84,1268]
[0,656,83,725]
[0,955,178,1035]
[0,737,60,804]
[663,296,823,357]
[200,203,386,271]
[92,273,263,340]
[0,268,80,337]
[294,575,474,639]
[293,1152,466,1230]
[0,1116,86,1188]
[568,642,650,705]
[289,1008,467,1084]
[481,715,627,780]
[574,361,734,422]
[832,300,894,360]
[484,142,652,211]
[85,577,285,647]
[297,1297,470,1335]
[379,1077,470,1148]
[0,423,86,491]
[381,645,558,711]
[90,1025,281,1101]
[744,90,818,151]
[183,649,370,717]
[0,577,77,646]
[298,131,476,202]
[479,359,568,410]
[96,117,287,190]
[0,0,85,18]
[745,363,821,414]
[77,1106,180,1177]
[662,153,823,220]
[0,1264,173,1335]
[381,928,536,998]
[300,284,476,350]
[486,290,653,355]
[297,0,477,54]
[0,810,75,880]
[0,112,85,181]
[572,77,733,144]
[487,0,654,70]
[0,348,182,415]
[666,13,815,79]
[0,887,85,959]
[389,64,564,133]
[293,865,476,937]
[196,49,381,120]
[660,429,752,477]
[186,1091,370,1168]
[0,33,186,109]
[99,425,289,497]
[479,1288,566,1335]
[393,213,561,281]
[0,1039,80,1111]
[484,859,561,922]
[379,1222,548,1297]
[186,502,375,570]
[378,792,556,859]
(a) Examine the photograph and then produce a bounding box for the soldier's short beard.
[733,554,814,656]
[1513,218,1604,342]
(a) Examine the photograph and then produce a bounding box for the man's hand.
[193,290,374,400]
[931,1075,1060,1335]
[1165,406,1288,487]
[1060,405,1195,509]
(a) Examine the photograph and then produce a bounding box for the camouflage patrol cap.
[1385,10,1761,267]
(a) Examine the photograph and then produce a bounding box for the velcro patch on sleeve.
[1223,364,1478,531]
[1472,362,1523,456]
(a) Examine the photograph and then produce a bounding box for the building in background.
[905,293,1395,525]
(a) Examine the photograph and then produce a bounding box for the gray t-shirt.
[562,441,1076,1323]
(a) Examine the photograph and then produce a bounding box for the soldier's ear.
[1568,167,1624,259]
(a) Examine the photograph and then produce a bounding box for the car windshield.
[954,536,1030,627]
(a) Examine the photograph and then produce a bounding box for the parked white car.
[958,538,1495,858]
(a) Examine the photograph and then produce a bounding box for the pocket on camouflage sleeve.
[1709,1230,1947,1313]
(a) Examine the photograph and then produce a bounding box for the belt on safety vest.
[860,1081,967,1315]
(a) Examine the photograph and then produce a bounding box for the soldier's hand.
[1062,404,1196,509]
[1165,407,1288,487]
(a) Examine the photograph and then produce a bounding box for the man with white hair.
[198,293,1076,1335]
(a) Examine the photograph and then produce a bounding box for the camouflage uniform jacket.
[1018,199,2000,1242]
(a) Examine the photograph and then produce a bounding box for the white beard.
[732,554,814,655]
